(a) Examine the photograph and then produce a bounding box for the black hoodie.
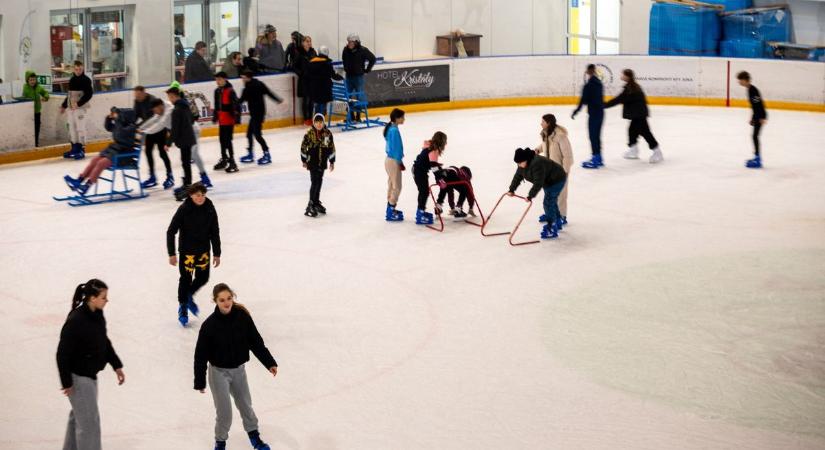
[193,306,277,390]
[56,303,123,389]
[166,197,221,257]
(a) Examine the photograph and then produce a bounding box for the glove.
[399,162,406,171]
[571,112,577,120]
[437,179,447,189]
[435,204,443,214]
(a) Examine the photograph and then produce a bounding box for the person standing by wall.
[737,71,768,169]
[284,31,304,71]
[294,36,317,126]
[243,48,261,74]
[384,108,406,221]
[604,69,664,164]
[60,61,94,160]
[305,46,343,118]
[239,70,283,166]
[341,33,376,122]
[572,64,605,169]
[534,113,573,228]
[222,52,244,79]
[212,72,241,173]
[256,25,285,73]
[20,71,50,147]
[56,279,126,450]
[185,41,214,83]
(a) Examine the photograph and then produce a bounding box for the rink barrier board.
[1,96,823,166]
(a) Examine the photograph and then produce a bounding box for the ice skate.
[540,223,559,239]
[141,175,157,189]
[162,174,175,190]
[581,154,603,169]
[213,158,228,171]
[240,149,255,164]
[200,172,213,188]
[186,294,199,316]
[225,159,239,173]
[416,209,433,225]
[304,203,318,217]
[623,144,639,159]
[257,151,272,165]
[178,305,188,327]
[746,155,762,169]
[248,430,271,450]
[64,175,83,191]
[649,147,664,164]
[314,202,327,214]
[386,204,404,222]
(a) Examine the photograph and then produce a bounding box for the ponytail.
[70,279,108,312]
[383,108,405,138]
[212,282,250,315]
[430,131,447,155]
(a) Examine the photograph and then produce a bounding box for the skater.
[19,71,50,147]
[56,279,126,450]
[508,148,568,240]
[341,33,376,122]
[384,108,406,221]
[194,283,278,450]
[534,113,573,227]
[166,86,197,200]
[305,46,343,118]
[412,131,447,225]
[60,61,94,160]
[135,88,175,190]
[434,165,476,218]
[604,69,663,164]
[213,72,241,173]
[572,64,605,169]
[300,113,336,217]
[63,108,139,196]
[239,70,283,165]
[167,182,222,326]
[737,71,768,169]
[294,35,317,126]
[170,81,213,188]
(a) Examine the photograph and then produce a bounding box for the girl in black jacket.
[194,283,278,450]
[56,279,125,450]
[604,69,663,164]
[412,131,447,225]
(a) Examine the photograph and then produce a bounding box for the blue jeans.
[541,180,566,226]
[313,102,327,117]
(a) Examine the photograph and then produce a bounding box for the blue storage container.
[702,0,753,11]
[649,3,721,56]
[722,8,791,42]
[720,39,766,58]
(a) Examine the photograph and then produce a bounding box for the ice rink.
[1,104,824,449]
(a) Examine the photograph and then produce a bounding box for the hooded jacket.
[56,303,123,389]
[166,196,221,257]
[104,108,138,153]
[535,125,573,173]
[573,75,604,116]
[305,54,343,104]
[21,71,50,113]
[509,152,567,199]
[193,306,277,390]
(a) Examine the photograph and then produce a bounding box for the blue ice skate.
[581,154,603,169]
[187,294,199,316]
[257,151,272,165]
[415,209,433,225]
[240,150,255,164]
[141,175,157,189]
[214,441,226,450]
[64,175,83,191]
[162,174,175,190]
[178,305,188,326]
[386,204,404,222]
[746,156,762,169]
[200,172,213,188]
[248,430,271,450]
[540,223,559,240]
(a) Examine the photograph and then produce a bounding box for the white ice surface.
[0,105,824,450]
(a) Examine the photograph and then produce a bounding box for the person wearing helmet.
[341,33,376,122]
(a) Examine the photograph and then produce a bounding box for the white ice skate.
[623,144,639,159]
[649,147,664,164]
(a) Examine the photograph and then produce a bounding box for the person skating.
[572,64,605,169]
[134,87,175,189]
[534,113,573,229]
[19,71,50,147]
[56,279,125,450]
[212,72,241,173]
[170,81,213,188]
[166,87,197,200]
[604,69,663,164]
[384,108,406,221]
[194,283,278,450]
[239,70,283,165]
[412,131,447,225]
[434,165,476,219]
[508,148,568,240]
[63,108,139,196]
[341,33,376,122]
[167,182,221,326]
[300,113,336,217]
[737,71,768,169]
[60,61,94,159]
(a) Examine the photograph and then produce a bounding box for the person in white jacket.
[534,113,573,226]
[138,98,175,189]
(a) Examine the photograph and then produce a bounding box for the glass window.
[596,40,619,55]
[568,0,620,55]
[596,0,620,40]
[49,11,85,92]
[90,10,126,91]
[209,1,240,70]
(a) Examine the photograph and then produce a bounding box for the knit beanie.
[513,148,532,163]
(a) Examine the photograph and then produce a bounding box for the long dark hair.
[430,131,447,154]
[623,69,641,94]
[541,113,557,137]
[212,283,249,315]
[384,108,405,137]
[70,279,108,312]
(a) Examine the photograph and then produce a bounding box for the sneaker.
[213,158,228,171]
[240,150,255,164]
[141,175,158,189]
[649,147,664,164]
[623,145,639,160]
[467,209,477,217]
[746,155,762,169]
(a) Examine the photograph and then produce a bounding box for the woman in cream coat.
[535,113,573,225]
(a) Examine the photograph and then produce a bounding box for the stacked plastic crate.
[720,6,792,58]
[649,2,721,56]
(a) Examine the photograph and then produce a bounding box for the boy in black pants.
[737,71,768,169]
[213,72,241,173]
[300,113,336,217]
[166,182,221,326]
[166,87,195,201]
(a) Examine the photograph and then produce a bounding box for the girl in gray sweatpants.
[194,283,278,450]
[56,279,125,450]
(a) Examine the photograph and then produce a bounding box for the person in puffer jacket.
[300,113,336,217]
[534,113,573,225]
[63,108,139,196]
[508,148,567,240]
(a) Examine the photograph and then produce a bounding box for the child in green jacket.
[20,71,50,147]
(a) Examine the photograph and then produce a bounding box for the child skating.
[300,113,336,217]
[434,165,476,219]
[737,71,768,168]
[384,108,406,221]
[194,283,278,450]
[213,72,241,173]
[166,182,222,326]
[508,148,568,240]
[412,131,447,225]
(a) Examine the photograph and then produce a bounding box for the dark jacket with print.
[300,127,336,170]
[193,306,277,390]
[56,304,123,389]
[166,197,221,257]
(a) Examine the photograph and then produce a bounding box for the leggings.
[628,118,659,149]
[247,114,268,152]
[219,125,234,161]
[79,154,113,184]
[752,121,762,157]
[144,131,172,177]
[414,171,430,211]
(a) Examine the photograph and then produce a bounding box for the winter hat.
[264,24,276,34]
[347,33,360,43]
[513,148,533,163]
[313,113,325,123]
[319,45,330,56]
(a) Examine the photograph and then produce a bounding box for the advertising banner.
[364,64,450,107]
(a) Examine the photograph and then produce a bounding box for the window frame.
[566,0,621,55]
